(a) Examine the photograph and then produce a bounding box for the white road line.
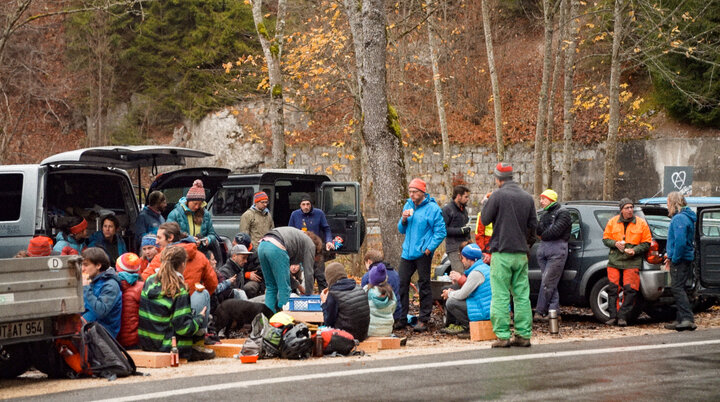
[97,339,720,402]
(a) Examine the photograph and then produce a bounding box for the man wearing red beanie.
[397,178,447,332]
[240,191,275,249]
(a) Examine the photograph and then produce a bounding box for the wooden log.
[356,340,380,353]
[366,336,402,349]
[469,320,495,341]
[206,343,243,358]
[284,310,324,323]
[220,338,247,345]
[127,350,172,368]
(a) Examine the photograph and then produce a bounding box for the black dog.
[213,299,273,338]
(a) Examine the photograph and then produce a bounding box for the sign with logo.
[664,166,693,196]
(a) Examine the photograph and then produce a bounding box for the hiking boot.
[605,318,617,326]
[533,313,548,322]
[664,321,679,330]
[189,345,216,361]
[204,333,220,345]
[675,320,697,331]
[440,324,468,335]
[491,338,511,348]
[617,318,627,327]
[510,335,531,347]
[393,320,407,331]
[413,321,428,333]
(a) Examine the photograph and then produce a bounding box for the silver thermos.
[549,309,559,335]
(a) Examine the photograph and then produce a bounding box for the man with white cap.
[534,189,572,322]
[217,244,254,302]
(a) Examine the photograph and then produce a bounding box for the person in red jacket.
[115,252,144,349]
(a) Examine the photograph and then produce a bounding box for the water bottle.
[549,310,559,335]
[170,336,180,367]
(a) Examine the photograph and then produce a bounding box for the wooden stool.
[469,321,495,341]
[127,350,172,368]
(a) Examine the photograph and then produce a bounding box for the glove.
[461,226,471,236]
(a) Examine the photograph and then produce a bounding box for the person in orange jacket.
[602,198,652,327]
[475,193,494,253]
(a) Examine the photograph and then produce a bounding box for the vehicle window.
[0,173,23,221]
[568,209,581,241]
[274,180,317,225]
[213,187,254,216]
[323,185,357,215]
[645,215,670,239]
[702,211,720,237]
[593,210,617,230]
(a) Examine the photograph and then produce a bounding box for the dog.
[213,299,273,338]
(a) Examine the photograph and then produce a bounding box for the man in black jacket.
[442,185,471,272]
[534,189,571,321]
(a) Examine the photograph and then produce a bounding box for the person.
[480,162,537,347]
[364,264,397,337]
[664,192,698,331]
[602,198,652,327]
[115,252,144,349]
[534,189,572,321]
[134,190,167,248]
[290,263,305,295]
[81,247,122,338]
[442,185,471,273]
[216,244,253,303]
[441,244,492,335]
[474,193,494,253]
[234,232,265,299]
[53,216,88,254]
[288,193,335,292]
[360,249,402,329]
[397,178,447,333]
[139,234,159,272]
[258,226,322,312]
[88,214,127,264]
[321,262,370,341]
[239,191,275,250]
[140,222,180,280]
[27,236,54,257]
[138,246,215,361]
[167,179,218,254]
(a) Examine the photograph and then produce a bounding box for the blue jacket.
[134,206,165,247]
[667,207,697,264]
[464,260,492,321]
[167,197,217,244]
[88,231,127,264]
[53,232,86,254]
[288,207,332,243]
[366,287,396,337]
[361,262,402,320]
[83,268,123,338]
[397,195,447,260]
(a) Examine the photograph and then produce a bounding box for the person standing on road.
[481,162,537,347]
[397,178,447,333]
[664,192,698,331]
[288,193,335,292]
[534,189,571,321]
[602,198,652,327]
[240,191,275,250]
[443,185,471,273]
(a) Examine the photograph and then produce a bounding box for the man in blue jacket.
[397,178,447,332]
[664,191,698,331]
[288,194,334,291]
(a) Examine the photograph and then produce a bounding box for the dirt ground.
[2,305,719,400]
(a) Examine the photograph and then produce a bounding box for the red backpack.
[320,328,356,355]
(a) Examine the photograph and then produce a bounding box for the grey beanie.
[619,198,634,210]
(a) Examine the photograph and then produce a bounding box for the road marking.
[98,339,720,401]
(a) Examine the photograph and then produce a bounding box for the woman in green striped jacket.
[138,246,214,361]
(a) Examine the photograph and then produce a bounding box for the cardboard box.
[127,350,172,368]
[469,320,495,341]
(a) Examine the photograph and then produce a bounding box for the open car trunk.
[148,167,230,218]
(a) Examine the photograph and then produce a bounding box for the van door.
[0,167,41,258]
[319,182,364,253]
[698,207,720,288]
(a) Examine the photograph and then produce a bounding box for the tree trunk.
[251,0,287,168]
[533,0,557,198]
[343,0,364,185]
[603,0,627,200]
[359,0,407,269]
[544,0,566,190]
[481,0,504,162]
[560,0,579,200]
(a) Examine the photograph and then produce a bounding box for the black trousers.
[399,254,433,323]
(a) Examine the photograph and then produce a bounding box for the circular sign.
[47,257,63,271]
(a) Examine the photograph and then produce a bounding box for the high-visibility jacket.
[602,214,652,269]
[474,212,493,252]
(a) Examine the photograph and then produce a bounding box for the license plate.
[0,320,44,340]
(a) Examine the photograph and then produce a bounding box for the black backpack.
[80,322,137,380]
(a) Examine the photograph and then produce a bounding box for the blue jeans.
[190,289,210,330]
[535,240,568,316]
[258,241,291,313]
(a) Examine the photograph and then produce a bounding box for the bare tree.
[544,0,566,190]
[560,0,579,200]
[481,0,504,161]
[250,0,288,168]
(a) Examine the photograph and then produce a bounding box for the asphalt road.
[10,329,720,401]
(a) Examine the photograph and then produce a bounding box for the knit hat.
[69,218,88,235]
[186,179,206,202]
[27,236,53,257]
[368,264,388,286]
[116,252,141,273]
[61,246,79,256]
[461,244,484,261]
[408,178,427,193]
[230,244,253,256]
[540,189,558,203]
[141,234,157,248]
[494,162,513,180]
[300,193,312,203]
[325,262,347,287]
[254,191,269,203]
[619,198,634,210]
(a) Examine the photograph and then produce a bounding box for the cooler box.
[287,295,323,312]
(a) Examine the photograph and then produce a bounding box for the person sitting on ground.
[81,247,122,338]
[139,246,215,361]
[364,264,397,337]
[134,190,167,248]
[167,179,218,255]
[360,249,403,329]
[321,262,370,341]
[213,245,252,309]
[290,264,305,295]
[115,253,144,349]
[88,214,127,264]
[54,216,89,254]
[27,236,54,257]
[139,234,159,272]
[234,232,264,299]
[440,244,492,336]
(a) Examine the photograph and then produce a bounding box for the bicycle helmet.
[280,323,313,359]
[234,232,253,251]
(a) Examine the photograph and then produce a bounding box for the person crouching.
[441,244,492,337]
[321,262,370,342]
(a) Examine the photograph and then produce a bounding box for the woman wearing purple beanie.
[365,264,397,337]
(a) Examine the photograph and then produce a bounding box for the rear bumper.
[641,270,669,301]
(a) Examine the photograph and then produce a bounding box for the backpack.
[320,328,356,356]
[242,313,269,356]
[79,322,137,380]
[262,324,291,358]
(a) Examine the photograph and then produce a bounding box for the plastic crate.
[287,295,323,311]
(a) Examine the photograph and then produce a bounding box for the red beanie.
[116,253,142,273]
[186,179,206,202]
[408,178,427,193]
[69,218,87,235]
[254,191,269,203]
[27,236,53,257]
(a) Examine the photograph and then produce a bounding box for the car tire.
[0,344,31,379]
[31,340,74,379]
[692,296,716,313]
[589,277,644,323]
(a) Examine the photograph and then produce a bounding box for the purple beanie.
[369,264,388,286]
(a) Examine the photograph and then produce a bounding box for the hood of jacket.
[679,207,697,223]
[142,205,163,219]
[118,271,140,285]
[92,267,121,286]
[175,236,199,260]
[367,287,394,309]
[329,277,357,292]
[404,194,436,210]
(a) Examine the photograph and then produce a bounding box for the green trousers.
[490,252,532,339]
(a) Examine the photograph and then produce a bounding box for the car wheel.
[589,277,644,323]
[692,296,716,313]
[31,340,73,379]
[0,344,31,379]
